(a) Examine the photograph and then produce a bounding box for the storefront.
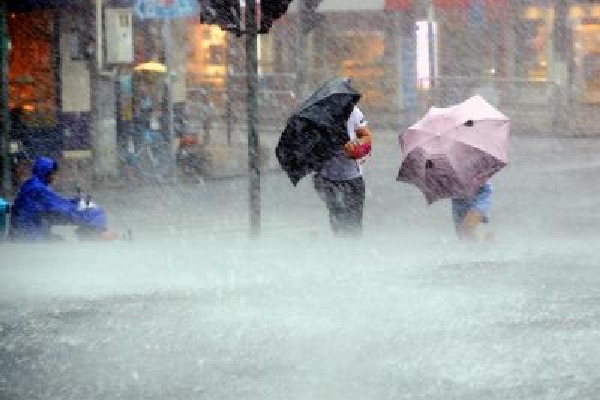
[571,4,600,103]
[516,4,553,82]
[6,7,61,158]
[326,28,386,106]
[184,19,297,130]
[187,23,228,89]
[5,0,92,163]
[434,1,508,84]
[310,11,391,111]
[516,3,600,104]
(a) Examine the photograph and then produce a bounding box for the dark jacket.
[9,157,106,240]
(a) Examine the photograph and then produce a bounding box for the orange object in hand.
[344,142,357,157]
[344,141,372,159]
[344,126,372,159]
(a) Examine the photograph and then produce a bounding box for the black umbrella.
[276,78,361,185]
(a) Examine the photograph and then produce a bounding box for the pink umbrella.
[397,95,509,204]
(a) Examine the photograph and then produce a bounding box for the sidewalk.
[70,128,599,190]
[78,130,600,238]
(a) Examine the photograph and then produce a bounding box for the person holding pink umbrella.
[397,95,509,240]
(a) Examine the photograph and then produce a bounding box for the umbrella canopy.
[276,78,361,185]
[397,95,509,204]
[133,61,167,73]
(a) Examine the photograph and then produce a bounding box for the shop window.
[328,30,386,106]
[187,23,227,87]
[8,10,57,127]
[516,6,553,82]
[258,34,274,75]
[572,5,600,103]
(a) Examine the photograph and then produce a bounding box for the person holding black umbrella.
[276,78,371,236]
[315,105,372,236]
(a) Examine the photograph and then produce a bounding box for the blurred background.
[1,1,597,193]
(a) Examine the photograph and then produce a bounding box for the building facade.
[2,0,600,191]
[195,0,600,134]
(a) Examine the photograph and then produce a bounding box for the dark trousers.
[321,176,365,236]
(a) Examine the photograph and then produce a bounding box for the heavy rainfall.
[1,0,600,399]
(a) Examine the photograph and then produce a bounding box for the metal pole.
[246,0,260,237]
[427,0,435,90]
[296,0,309,99]
[163,18,176,172]
[96,0,103,70]
[92,0,102,181]
[553,0,570,132]
[0,2,10,197]
[226,32,233,146]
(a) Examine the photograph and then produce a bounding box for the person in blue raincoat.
[451,180,493,241]
[9,157,114,241]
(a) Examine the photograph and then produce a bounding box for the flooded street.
[2,1,600,397]
[1,136,600,400]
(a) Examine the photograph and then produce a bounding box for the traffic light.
[301,0,324,35]
[259,0,293,34]
[199,0,241,33]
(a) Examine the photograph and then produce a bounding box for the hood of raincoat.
[32,157,58,184]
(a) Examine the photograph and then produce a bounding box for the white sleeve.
[348,106,366,133]
[357,107,368,127]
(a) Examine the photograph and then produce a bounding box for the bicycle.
[120,129,175,184]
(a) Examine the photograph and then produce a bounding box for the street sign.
[134,0,199,20]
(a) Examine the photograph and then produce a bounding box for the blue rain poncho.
[9,157,106,240]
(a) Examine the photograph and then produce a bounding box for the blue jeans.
[452,182,492,228]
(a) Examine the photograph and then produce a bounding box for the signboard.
[134,0,199,20]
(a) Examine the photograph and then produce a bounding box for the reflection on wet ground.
[1,235,599,400]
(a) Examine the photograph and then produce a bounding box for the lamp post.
[246,0,260,237]
[162,17,176,168]
[200,0,293,237]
